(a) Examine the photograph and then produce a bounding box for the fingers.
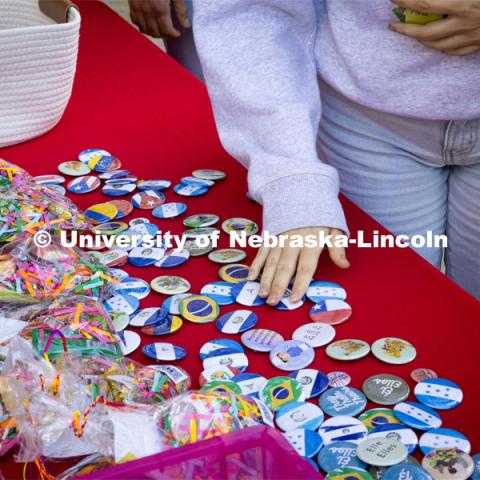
[146,16,161,37]
[328,229,350,269]
[267,246,300,306]
[391,0,462,16]
[389,16,459,41]
[421,33,475,51]
[447,45,480,55]
[258,247,282,298]
[134,11,149,34]
[157,8,181,38]
[290,246,323,303]
[173,0,191,28]
[248,246,268,281]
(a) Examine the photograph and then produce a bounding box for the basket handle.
[38,0,77,23]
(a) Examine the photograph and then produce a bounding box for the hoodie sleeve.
[192,0,348,236]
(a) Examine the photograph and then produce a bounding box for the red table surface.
[1,2,479,478]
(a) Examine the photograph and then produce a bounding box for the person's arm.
[193,0,349,305]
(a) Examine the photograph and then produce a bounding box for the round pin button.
[179,295,219,323]
[79,148,110,163]
[382,464,431,480]
[67,175,101,194]
[200,281,235,306]
[357,438,408,467]
[414,378,463,410]
[108,199,133,219]
[326,340,370,361]
[89,155,121,173]
[131,190,165,209]
[102,182,136,196]
[393,402,442,431]
[273,286,305,311]
[260,376,305,411]
[102,249,128,267]
[231,373,267,398]
[306,281,347,303]
[362,374,410,406]
[270,340,315,372]
[326,467,373,480]
[309,300,352,325]
[99,169,130,180]
[183,213,219,228]
[201,380,242,396]
[202,349,249,373]
[142,342,187,361]
[359,409,401,432]
[117,330,141,356]
[152,202,187,219]
[419,428,470,455]
[162,293,193,315]
[276,401,324,432]
[173,183,208,196]
[422,448,474,480]
[231,281,266,307]
[128,247,165,267]
[183,237,214,257]
[106,176,137,185]
[371,338,417,365]
[34,174,65,185]
[111,277,151,299]
[199,366,240,386]
[410,368,438,383]
[181,176,215,187]
[192,168,226,180]
[154,248,189,268]
[151,276,191,295]
[199,338,244,360]
[319,417,368,445]
[283,429,323,458]
[222,217,259,237]
[218,264,250,283]
[141,315,183,336]
[129,307,168,327]
[137,179,171,191]
[85,203,118,224]
[58,160,91,176]
[293,323,336,348]
[104,294,139,316]
[289,369,329,399]
[241,328,284,352]
[318,441,368,473]
[320,387,367,417]
[328,372,352,388]
[208,249,247,264]
[368,424,418,455]
[92,222,129,237]
[111,312,129,332]
[216,310,258,334]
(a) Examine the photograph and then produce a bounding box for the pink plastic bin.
[80,426,322,479]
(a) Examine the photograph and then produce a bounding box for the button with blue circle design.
[179,295,219,323]
[414,378,463,410]
[382,464,431,480]
[218,264,250,283]
[317,441,367,473]
[418,428,471,455]
[320,387,367,417]
[393,401,442,431]
[275,401,324,432]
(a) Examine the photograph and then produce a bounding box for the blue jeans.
[317,80,480,300]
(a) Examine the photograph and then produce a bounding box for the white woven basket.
[0,0,80,148]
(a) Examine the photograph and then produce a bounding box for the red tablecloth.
[1,2,479,478]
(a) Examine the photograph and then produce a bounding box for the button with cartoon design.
[371,337,416,365]
[326,339,370,361]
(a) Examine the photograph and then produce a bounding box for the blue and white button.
[181,176,214,187]
[419,428,471,455]
[202,349,249,373]
[98,169,129,180]
[216,310,258,334]
[104,294,139,316]
[152,202,187,219]
[317,441,367,473]
[368,424,418,454]
[270,340,315,372]
[289,369,329,399]
[232,373,267,398]
[128,247,165,267]
[414,378,463,410]
[102,182,136,196]
[106,176,137,185]
[142,342,187,361]
[174,184,208,197]
[306,281,347,303]
[320,387,367,417]
[129,307,167,327]
[382,464,432,480]
[283,429,323,458]
[275,401,324,431]
[78,148,110,163]
[231,281,266,307]
[199,338,244,360]
[200,281,235,306]
[162,294,192,315]
[319,417,368,445]
[472,453,480,480]
[137,179,171,191]
[273,286,305,311]
[116,330,141,355]
[67,175,100,194]
[393,402,442,431]
[154,248,189,268]
[111,277,151,299]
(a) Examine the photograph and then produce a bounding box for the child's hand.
[128,0,190,39]
[390,0,480,55]
[247,227,350,306]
